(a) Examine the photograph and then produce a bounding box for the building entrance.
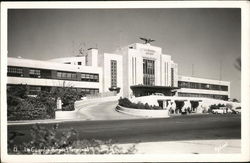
[130,85,179,97]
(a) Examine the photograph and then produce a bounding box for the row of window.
[8,67,23,77]
[7,66,99,82]
[78,88,99,95]
[57,71,77,80]
[143,59,155,86]
[178,81,228,91]
[178,92,228,100]
[171,68,174,87]
[111,60,117,87]
[81,73,99,82]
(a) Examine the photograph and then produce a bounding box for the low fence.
[55,110,77,120]
[116,105,169,118]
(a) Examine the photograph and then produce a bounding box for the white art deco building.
[7,42,230,100]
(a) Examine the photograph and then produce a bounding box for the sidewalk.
[118,139,241,154]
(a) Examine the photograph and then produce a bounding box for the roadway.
[75,100,139,120]
[8,114,241,146]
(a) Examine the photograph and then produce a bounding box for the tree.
[7,84,28,99]
[234,57,241,71]
[232,98,239,103]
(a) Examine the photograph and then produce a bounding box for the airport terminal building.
[7,42,230,100]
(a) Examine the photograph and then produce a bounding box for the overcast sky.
[8,9,241,100]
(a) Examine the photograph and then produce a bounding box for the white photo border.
[1,1,250,162]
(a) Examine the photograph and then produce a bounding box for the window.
[178,81,228,92]
[29,69,41,78]
[7,66,23,77]
[78,62,82,65]
[178,92,224,100]
[143,59,155,86]
[57,71,77,80]
[40,69,52,79]
[211,84,220,90]
[190,82,195,89]
[111,60,117,87]
[201,84,210,89]
[171,68,174,87]
[81,73,99,82]
[178,81,189,88]
[221,86,228,91]
[80,88,99,95]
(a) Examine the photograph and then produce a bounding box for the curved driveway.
[76,100,140,120]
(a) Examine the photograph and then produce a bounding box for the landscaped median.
[116,97,169,118]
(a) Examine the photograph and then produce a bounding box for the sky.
[8,9,241,100]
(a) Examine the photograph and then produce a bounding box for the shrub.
[210,104,219,110]
[51,87,81,111]
[144,103,150,110]
[226,103,233,110]
[8,124,137,154]
[118,97,162,110]
[218,103,225,107]
[118,97,132,107]
[136,102,145,109]
[7,84,29,99]
[152,105,162,110]
[7,87,56,120]
[7,99,49,121]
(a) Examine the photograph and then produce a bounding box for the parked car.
[212,107,235,114]
[233,107,241,114]
[212,109,224,114]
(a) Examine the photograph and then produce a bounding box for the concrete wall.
[116,105,169,118]
[86,48,98,67]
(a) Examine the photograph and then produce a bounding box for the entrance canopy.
[130,85,179,97]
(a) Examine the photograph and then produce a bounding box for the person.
[171,101,176,114]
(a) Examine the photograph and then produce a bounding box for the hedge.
[118,97,162,110]
[7,98,54,121]
[7,87,56,121]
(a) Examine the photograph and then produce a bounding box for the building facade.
[7,48,102,96]
[177,76,230,100]
[7,42,230,100]
[114,43,178,97]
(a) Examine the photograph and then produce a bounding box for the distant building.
[177,76,230,100]
[7,42,230,100]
